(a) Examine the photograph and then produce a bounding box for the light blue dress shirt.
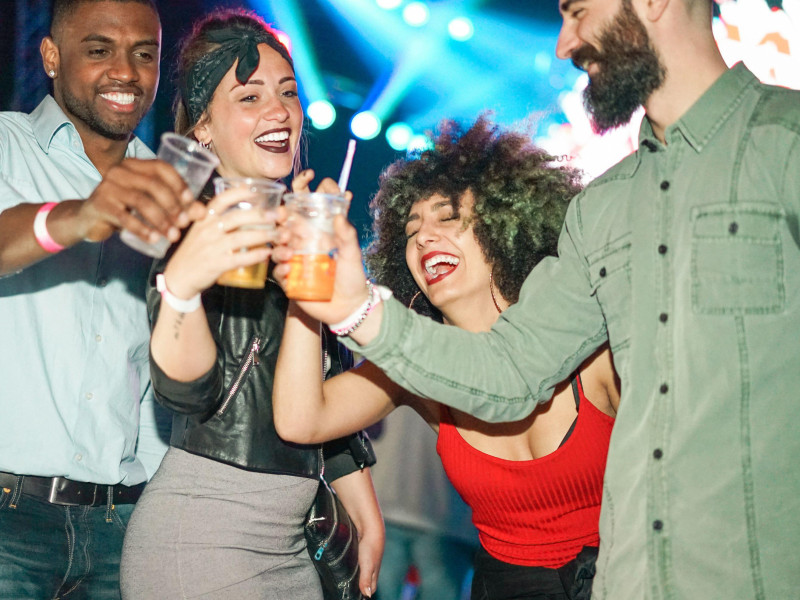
[0,96,169,485]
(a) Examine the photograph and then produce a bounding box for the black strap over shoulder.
[559,373,582,448]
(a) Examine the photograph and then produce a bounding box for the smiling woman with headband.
[119,9,383,599]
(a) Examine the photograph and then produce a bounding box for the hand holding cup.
[161,186,280,300]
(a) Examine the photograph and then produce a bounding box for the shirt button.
[658,244,668,255]
[653,520,664,531]
[95,335,102,342]
[97,278,108,288]
[729,222,739,235]
[660,180,670,191]
[75,454,83,462]
[86,392,93,400]
[599,267,607,278]
[653,448,663,459]
[659,313,668,323]
[660,384,669,394]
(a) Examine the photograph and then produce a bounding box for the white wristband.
[156,273,202,313]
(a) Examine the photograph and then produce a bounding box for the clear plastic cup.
[283,192,349,301]
[120,133,220,258]
[214,177,286,289]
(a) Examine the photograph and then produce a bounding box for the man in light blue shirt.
[0,1,201,597]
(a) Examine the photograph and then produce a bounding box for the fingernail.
[176,212,189,228]
[167,226,180,241]
[182,189,194,204]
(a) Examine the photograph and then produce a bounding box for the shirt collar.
[30,95,75,153]
[638,62,758,153]
[29,95,154,160]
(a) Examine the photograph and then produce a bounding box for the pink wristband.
[33,202,65,253]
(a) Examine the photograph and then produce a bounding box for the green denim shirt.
[345,64,800,599]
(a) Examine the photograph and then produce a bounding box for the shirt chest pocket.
[588,235,632,353]
[691,203,786,315]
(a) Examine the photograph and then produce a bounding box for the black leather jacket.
[146,263,374,481]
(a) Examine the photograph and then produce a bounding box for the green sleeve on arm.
[341,200,608,423]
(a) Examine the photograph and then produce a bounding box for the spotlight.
[407,134,432,154]
[403,2,430,27]
[307,100,336,130]
[376,0,402,9]
[448,17,474,41]
[351,111,382,140]
[386,123,414,150]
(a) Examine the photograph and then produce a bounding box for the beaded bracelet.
[329,282,380,337]
[33,202,65,253]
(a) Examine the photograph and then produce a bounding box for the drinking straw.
[337,139,357,193]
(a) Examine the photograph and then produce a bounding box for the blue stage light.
[448,17,474,41]
[307,100,336,130]
[386,123,414,150]
[351,111,382,140]
[403,2,430,27]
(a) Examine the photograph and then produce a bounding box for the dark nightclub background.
[1,1,796,242]
[0,0,571,242]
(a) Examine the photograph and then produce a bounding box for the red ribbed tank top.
[437,375,614,568]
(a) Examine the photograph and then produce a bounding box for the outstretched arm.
[273,199,608,423]
[273,302,404,444]
[0,159,200,276]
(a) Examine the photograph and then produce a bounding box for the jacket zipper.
[216,335,262,417]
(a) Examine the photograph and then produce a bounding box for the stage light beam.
[403,2,431,27]
[307,100,336,129]
[448,17,474,41]
[351,111,382,140]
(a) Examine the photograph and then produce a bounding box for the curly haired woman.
[272,116,619,600]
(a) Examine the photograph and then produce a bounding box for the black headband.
[181,26,294,126]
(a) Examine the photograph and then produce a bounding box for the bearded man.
[273,1,800,598]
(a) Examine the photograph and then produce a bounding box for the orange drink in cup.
[284,192,349,301]
[213,177,285,289]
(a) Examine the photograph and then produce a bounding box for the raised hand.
[161,187,278,299]
[78,158,204,244]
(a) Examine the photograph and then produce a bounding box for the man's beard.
[572,2,666,133]
[61,87,144,141]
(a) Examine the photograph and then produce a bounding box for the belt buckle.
[47,477,97,506]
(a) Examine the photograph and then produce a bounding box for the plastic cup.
[120,133,220,258]
[214,177,286,289]
[284,192,349,301]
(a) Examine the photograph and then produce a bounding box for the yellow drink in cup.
[286,253,337,300]
[283,193,348,301]
[213,177,285,289]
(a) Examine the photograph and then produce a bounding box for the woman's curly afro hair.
[365,115,583,320]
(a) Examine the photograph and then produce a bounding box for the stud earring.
[48,70,55,78]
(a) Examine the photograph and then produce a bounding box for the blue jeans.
[377,522,475,600]
[0,485,134,599]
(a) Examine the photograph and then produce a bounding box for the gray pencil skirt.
[120,447,322,600]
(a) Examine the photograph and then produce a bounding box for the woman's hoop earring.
[489,269,502,314]
[198,140,210,150]
[408,290,422,311]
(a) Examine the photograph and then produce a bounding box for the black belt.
[0,472,145,506]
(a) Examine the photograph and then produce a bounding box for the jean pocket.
[691,203,786,315]
[588,234,632,353]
